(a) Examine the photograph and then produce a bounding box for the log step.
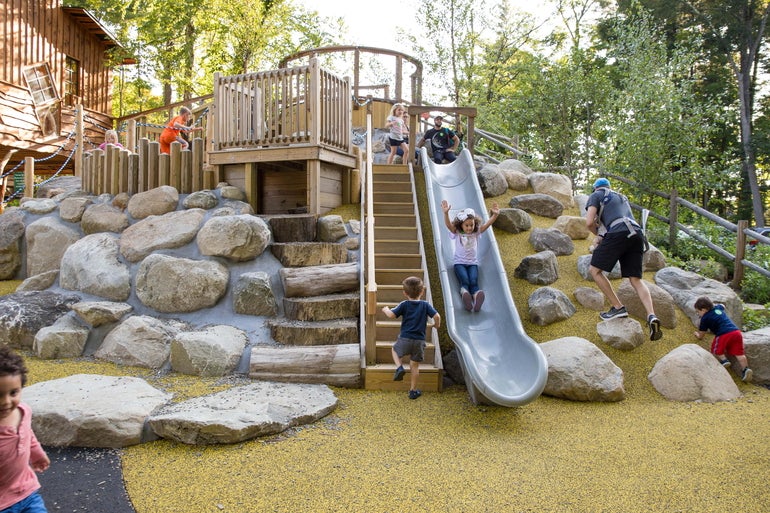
[267,318,358,345]
[280,262,358,298]
[283,293,359,321]
[249,344,361,387]
[271,242,347,267]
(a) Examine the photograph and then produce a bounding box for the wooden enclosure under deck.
[208,58,360,214]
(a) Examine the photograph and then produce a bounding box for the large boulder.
[119,208,206,262]
[25,216,81,276]
[654,267,742,328]
[648,344,741,402]
[508,193,564,219]
[170,325,248,377]
[127,185,179,219]
[59,233,131,301]
[0,291,80,349]
[529,172,574,208]
[196,214,271,261]
[95,315,186,368]
[0,211,25,280]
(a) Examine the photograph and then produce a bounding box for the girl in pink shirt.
[441,200,499,311]
[0,346,50,513]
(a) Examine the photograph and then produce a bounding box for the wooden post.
[107,144,120,195]
[118,149,130,195]
[148,141,160,189]
[24,157,35,198]
[244,162,258,211]
[395,56,403,102]
[669,188,678,254]
[75,104,83,177]
[128,153,139,196]
[466,114,475,154]
[93,149,104,195]
[733,219,748,289]
[309,57,321,146]
[169,142,181,189]
[307,159,320,214]
[127,119,137,153]
[192,137,203,192]
[139,138,150,192]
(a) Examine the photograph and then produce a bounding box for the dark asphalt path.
[37,446,135,513]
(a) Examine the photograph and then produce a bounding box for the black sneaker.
[600,305,628,320]
[408,389,422,400]
[393,366,405,381]
[742,367,753,382]
[719,359,731,368]
[648,315,662,341]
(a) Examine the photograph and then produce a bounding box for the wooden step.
[371,181,412,193]
[375,254,422,269]
[375,320,435,341]
[283,293,359,321]
[364,363,442,392]
[376,285,408,302]
[372,202,414,214]
[373,191,413,203]
[373,214,416,227]
[267,318,358,345]
[375,226,417,239]
[375,269,424,285]
[372,165,408,175]
[374,240,419,254]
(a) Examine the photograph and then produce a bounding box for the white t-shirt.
[449,231,479,265]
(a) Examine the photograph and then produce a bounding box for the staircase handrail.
[363,98,378,363]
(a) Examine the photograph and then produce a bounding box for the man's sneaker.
[408,389,422,400]
[719,359,731,368]
[473,290,485,312]
[599,305,628,320]
[393,366,405,381]
[461,288,473,311]
[742,367,753,382]
[648,315,663,341]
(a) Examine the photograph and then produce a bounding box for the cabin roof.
[61,7,122,50]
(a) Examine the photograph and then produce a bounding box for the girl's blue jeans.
[1,491,48,513]
[453,264,479,295]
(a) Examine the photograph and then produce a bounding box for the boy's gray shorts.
[393,337,426,362]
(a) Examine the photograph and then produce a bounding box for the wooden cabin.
[0,1,120,175]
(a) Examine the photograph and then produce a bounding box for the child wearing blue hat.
[585,177,663,341]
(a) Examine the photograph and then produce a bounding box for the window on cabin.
[64,57,80,106]
[21,63,61,137]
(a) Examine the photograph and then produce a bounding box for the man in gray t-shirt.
[585,177,662,341]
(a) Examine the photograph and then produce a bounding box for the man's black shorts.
[590,230,644,278]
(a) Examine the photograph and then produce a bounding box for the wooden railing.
[363,102,378,363]
[212,58,351,153]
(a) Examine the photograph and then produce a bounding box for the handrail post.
[24,157,35,198]
[364,97,378,364]
[733,219,748,289]
[669,188,678,254]
[127,119,137,153]
[75,104,83,177]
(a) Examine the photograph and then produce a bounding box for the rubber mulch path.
[38,446,135,513]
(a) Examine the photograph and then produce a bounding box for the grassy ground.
[6,189,770,512]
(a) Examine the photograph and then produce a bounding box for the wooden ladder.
[363,163,443,392]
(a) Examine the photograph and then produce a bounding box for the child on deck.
[98,130,123,151]
[385,103,409,165]
[441,200,499,311]
[159,106,202,154]
[0,346,50,513]
[382,276,441,400]
[693,296,753,382]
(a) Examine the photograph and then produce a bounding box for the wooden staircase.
[363,163,443,392]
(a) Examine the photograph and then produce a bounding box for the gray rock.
[597,317,646,350]
[654,267,741,328]
[477,163,508,197]
[528,228,575,256]
[135,254,228,313]
[541,337,625,402]
[317,215,347,242]
[197,214,271,261]
[528,286,576,326]
[743,328,770,385]
[170,325,248,376]
[95,315,186,368]
[643,244,667,272]
[551,215,591,240]
[498,158,533,176]
[25,374,171,447]
[80,203,129,234]
[492,208,531,234]
[120,208,206,262]
[33,314,89,359]
[0,291,80,349]
[127,185,179,219]
[508,193,564,218]
[183,190,218,209]
[573,287,605,311]
[514,250,559,285]
[148,382,338,445]
[20,198,57,214]
[25,216,81,276]
[501,169,529,191]
[58,196,93,223]
[232,272,278,317]
[617,279,677,328]
[0,211,25,280]
[529,172,574,208]
[577,254,621,280]
[648,344,741,402]
[70,301,133,327]
[59,233,131,301]
[218,184,246,201]
[15,270,59,292]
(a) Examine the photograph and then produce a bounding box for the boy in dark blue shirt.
[693,296,752,382]
[382,276,441,399]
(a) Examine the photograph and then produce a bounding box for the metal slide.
[422,148,548,406]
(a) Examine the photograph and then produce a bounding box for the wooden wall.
[0,0,113,115]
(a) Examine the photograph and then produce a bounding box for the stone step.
[283,293,359,321]
[267,318,358,346]
[271,242,347,267]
